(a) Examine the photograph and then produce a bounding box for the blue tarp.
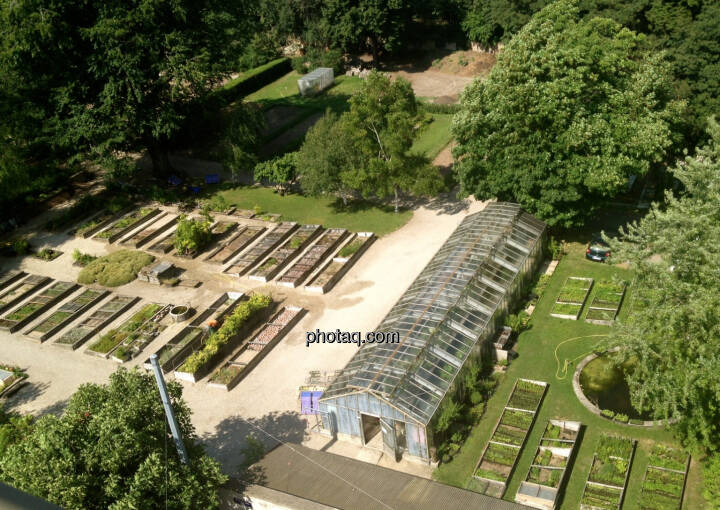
[205,173,220,184]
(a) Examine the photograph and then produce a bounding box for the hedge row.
[180,294,272,373]
[217,58,291,103]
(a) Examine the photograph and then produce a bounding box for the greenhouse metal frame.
[297,67,334,96]
[318,202,546,462]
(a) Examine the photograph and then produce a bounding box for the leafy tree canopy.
[453,0,683,227]
[607,118,720,452]
[0,368,226,509]
[254,152,298,194]
[0,0,253,176]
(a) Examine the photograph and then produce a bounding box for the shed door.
[380,417,398,459]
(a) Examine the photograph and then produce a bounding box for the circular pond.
[578,354,653,421]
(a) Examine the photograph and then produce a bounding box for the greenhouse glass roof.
[320,202,545,425]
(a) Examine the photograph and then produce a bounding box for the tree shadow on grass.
[201,410,308,474]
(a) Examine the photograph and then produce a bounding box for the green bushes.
[174,214,213,255]
[703,455,720,509]
[72,249,97,267]
[77,250,154,287]
[218,58,291,103]
[418,102,461,115]
[179,294,272,374]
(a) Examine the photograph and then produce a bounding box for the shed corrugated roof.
[321,202,545,425]
[246,443,531,510]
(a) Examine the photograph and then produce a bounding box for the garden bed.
[305,232,375,294]
[515,420,581,510]
[120,214,177,248]
[550,276,593,320]
[26,288,108,341]
[225,222,298,276]
[53,295,138,350]
[72,206,132,238]
[0,275,52,314]
[248,224,322,282]
[208,306,304,390]
[144,292,243,372]
[93,207,160,243]
[86,303,165,359]
[174,295,274,383]
[585,281,626,325]
[204,226,266,264]
[0,281,76,332]
[471,378,547,497]
[277,228,349,287]
[580,435,636,510]
[148,229,178,254]
[32,248,63,261]
[0,271,25,292]
[637,445,689,510]
[0,364,27,398]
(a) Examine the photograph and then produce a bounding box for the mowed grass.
[433,242,706,509]
[246,71,364,111]
[412,114,453,160]
[217,187,411,236]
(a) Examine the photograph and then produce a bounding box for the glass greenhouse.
[297,67,334,96]
[318,203,546,462]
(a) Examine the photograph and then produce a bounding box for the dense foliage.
[453,0,682,227]
[77,250,155,287]
[254,152,298,193]
[175,214,214,255]
[0,369,226,509]
[297,72,443,211]
[607,119,720,452]
[704,454,720,509]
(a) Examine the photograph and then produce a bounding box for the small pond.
[579,354,653,421]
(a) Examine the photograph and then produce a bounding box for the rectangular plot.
[53,295,138,350]
[580,435,636,510]
[93,207,161,243]
[305,232,375,294]
[26,288,109,341]
[87,303,165,358]
[120,214,177,248]
[225,222,298,276]
[249,224,322,282]
[204,226,266,264]
[0,275,52,314]
[278,228,348,287]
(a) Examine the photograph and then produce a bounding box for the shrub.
[218,58,291,103]
[77,250,154,287]
[703,455,720,509]
[601,409,616,419]
[174,214,213,255]
[12,239,30,256]
[615,413,629,423]
[72,249,97,267]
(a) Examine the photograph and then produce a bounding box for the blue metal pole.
[150,354,190,464]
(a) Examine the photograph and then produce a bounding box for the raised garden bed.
[471,378,547,498]
[580,435,636,510]
[148,229,178,254]
[93,207,160,243]
[305,232,375,294]
[32,248,63,261]
[249,224,322,282]
[585,281,626,325]
[86,303,165,359]
[120,214,177,248]
[72,206,132,238]
[0,281,76,332]
[637,445,689,510]
[26,288,108,341]
[174,294,274,383]
[515,420,581,510]
[204,226,266,264]
[0,275,52,314]
[53,295,138,350]
[144,292,243,372]
[225,222,298,276]
[0,364,27,398]
[550,276,593,320]
[208,306,304,390]
[110,304,173,362]
[278,228,349,288]
[189,221,238,258]
[0,271,26,292]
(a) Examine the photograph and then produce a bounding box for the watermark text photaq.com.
[305,329,400,347]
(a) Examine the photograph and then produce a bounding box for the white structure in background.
[298,67,334,96]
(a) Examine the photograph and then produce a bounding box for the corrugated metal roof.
[321,202,546,425]
[247,443,531,510]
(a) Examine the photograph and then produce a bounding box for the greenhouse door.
[380,417,400,461]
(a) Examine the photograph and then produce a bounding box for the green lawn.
[433,242,706,509]
[412,114,453,160]
[217,186,411,236]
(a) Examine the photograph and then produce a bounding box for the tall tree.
[453,0,683,227]
[0,368,226,509]
[0,0,252,177]
[607,118,720,452]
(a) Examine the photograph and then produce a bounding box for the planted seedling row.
[585,281,626,325]
[515,420,582,510]
[471,378,547,498]
[0,281,77,332]
[26,288,109,341]
[120,214,177,248]
[249,224,322,282]
[550,276,594,320]
[580,434,636,510]
[53,295,139,350]
[278,228,349,288]
[93,207,160,243]
[86,303,165,359]
[225,222,298,276]
[305,232,375,294]
[637,445,689,510]
[0,275,52,315]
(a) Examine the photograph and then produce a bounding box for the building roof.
[321,203,545,425]
[246,443,531,510]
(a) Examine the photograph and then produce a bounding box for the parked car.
[586,234,610,262]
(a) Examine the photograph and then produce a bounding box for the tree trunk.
[370,37,380,67]
[394,186,399,213]
[148,143,173,178]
